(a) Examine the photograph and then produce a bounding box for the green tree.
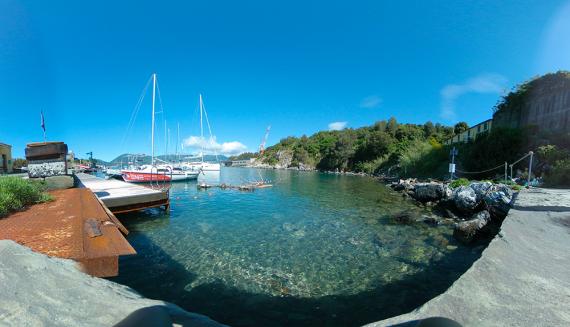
[454,122,469,134]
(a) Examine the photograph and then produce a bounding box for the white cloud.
[183,136,247,155]
[360,95,382,109]
[328,121,347,131]
[440,73,508,121]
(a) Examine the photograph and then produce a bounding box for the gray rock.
[485,191,512,219]
[453,210,491,243]
[495,184,514,199]
[392,212,416,224]
[413,183,446,203]
[469,182,494,202]
[453,186,478,213]
[443,185,454,200]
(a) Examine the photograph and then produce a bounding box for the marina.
[76,172,170,214]
[2,2,570,326]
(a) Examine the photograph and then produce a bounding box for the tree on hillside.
[454,122,469,134]
[423,121,436,137]
[386,117,399,136]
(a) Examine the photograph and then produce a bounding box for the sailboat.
[121,74,200,183]
[181,94,221,172]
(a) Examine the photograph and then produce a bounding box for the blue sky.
[1,0,569,160]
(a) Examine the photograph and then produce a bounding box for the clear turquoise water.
[110,168,485,326]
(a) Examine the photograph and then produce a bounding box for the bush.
[0,177,53,217]
[544,159,570,187]
[449,178,470,189]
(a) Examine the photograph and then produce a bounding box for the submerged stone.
[453,210,491,244]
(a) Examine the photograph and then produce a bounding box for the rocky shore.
[368,187,570,327]
[388,179,515,244]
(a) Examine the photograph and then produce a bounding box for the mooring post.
[504,162,507,183]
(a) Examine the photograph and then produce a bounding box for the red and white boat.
[121,165,172,183]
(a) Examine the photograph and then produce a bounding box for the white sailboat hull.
[182,162,221,172]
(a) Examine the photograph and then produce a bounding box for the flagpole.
[41,109,47,143]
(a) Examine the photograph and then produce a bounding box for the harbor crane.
[86,152,95,168]
[259,125,271,155]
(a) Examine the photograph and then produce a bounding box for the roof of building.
[0,142,12,148]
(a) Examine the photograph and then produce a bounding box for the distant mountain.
[107,153,228,166]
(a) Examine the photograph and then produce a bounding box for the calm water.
[110,168,485,326]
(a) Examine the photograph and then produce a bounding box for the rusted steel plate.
[94,196,129,235]
[84,218,102,238]
[25,142,68,159]
[0,188,135,277]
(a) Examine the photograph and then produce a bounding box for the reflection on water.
[110,168,486,326]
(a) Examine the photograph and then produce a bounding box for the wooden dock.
[0,188,135,277]
[75,173,170,214]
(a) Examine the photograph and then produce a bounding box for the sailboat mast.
[176,123,180,163]
[199,94,204,163]
[151,73,156,166]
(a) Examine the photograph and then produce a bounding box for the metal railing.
[453,151,535,185]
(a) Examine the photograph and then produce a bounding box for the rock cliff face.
[493,72,570,132]
[0,240,226,327]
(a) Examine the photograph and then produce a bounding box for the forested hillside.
[260,118,455,177]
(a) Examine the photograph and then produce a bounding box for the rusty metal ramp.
[0,188,136,277]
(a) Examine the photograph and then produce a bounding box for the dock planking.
[75,173,170,214]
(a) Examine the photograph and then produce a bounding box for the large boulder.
[391,179,416,192]
[484,189,513,219]
[495,184,514,199]
[453,210,491,243]
[469,182,494,202]
[412,183,447,202]
[453,186,478,213]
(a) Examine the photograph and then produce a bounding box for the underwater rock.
[423,215,441,226]
[453,210,491,244]
[392,212,416,224]
[453,186,478,213]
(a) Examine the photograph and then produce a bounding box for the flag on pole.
[41,110,45,131]
[41,109,46,142]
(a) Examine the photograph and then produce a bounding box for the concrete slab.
[368,187,570,327]
[75,173,169,213]
[0,240,227,327]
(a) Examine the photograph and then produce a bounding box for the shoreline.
[367,187,570,326]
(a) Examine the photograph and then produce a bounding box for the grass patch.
[449,178,470,189]
[0,177,53,217]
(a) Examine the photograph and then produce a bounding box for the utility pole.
[449,146,458,180]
